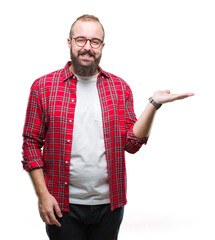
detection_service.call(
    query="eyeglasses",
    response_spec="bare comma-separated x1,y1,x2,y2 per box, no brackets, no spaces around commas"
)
72,36,103,49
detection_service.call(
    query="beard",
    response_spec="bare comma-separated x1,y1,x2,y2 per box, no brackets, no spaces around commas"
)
70,48,102,77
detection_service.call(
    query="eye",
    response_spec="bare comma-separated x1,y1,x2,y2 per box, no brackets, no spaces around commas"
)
76,37,86,44
91,39,101,48
91,39,100,45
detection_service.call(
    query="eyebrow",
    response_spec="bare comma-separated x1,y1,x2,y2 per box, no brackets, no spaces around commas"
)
75,36,103,41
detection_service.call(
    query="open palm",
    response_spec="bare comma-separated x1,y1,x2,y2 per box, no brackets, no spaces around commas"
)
153,90,194,104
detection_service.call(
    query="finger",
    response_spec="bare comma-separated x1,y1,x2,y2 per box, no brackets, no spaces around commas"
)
172,93,193,101
49,211,61,227
39,210,50,224
40,207,61,227
39,212,46,223
42,213,54,225
54,202,63,218
178,93,194,98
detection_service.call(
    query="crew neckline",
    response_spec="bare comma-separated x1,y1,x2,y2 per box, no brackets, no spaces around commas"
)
75,73,99,82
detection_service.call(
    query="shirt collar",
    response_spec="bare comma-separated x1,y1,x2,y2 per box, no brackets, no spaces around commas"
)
62,61,109,82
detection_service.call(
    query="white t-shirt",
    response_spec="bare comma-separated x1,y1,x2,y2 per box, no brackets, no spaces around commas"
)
69,74,110,205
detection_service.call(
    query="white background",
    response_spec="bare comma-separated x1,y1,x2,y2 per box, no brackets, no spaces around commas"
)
0,0,214,239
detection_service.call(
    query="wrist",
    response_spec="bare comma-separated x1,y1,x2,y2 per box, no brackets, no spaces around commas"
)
148,97,162,110
37,190,51,201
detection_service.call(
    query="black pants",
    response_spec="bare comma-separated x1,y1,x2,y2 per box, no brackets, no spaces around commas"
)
46,204,124,240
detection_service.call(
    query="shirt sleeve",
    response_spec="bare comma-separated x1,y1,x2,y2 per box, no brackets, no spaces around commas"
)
22,81,46,171
124,85,148,154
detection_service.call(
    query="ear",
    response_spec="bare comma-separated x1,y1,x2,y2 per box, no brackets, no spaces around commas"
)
101,42,105,50
67,38,72,48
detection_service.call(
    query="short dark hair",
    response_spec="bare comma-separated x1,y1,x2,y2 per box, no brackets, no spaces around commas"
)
69,14,105,41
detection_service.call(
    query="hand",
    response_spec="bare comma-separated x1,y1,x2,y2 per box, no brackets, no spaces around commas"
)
153,90,194,104
38,192,62,227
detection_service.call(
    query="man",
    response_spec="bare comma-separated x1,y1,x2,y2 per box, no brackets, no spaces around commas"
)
22,14,194,240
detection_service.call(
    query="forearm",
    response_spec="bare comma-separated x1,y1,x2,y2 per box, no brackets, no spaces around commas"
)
132,90,194,139
29,168,49,198
28,168,62,226
133,103,157,139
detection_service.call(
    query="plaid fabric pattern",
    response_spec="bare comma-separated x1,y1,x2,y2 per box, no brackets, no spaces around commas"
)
22,62,148,211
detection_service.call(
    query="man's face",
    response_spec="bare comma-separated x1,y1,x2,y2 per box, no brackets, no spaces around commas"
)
68,20,105,76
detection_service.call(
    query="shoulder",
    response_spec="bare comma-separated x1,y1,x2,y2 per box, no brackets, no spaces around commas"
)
101,69,133,94
103,70,127,85
30,67,65,91
101,68,131,87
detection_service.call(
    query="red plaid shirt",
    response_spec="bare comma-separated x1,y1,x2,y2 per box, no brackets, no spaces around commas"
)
22,62,148,211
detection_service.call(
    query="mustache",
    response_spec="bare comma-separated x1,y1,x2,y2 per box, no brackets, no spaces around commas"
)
78,50,95,58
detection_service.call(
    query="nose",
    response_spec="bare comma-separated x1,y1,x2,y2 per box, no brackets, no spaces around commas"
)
83,39,92,50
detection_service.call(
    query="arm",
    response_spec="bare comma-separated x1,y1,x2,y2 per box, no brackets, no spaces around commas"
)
124,86,148,153
22,83,46,171
29,169,62,227
133,90,194,138
22,82,62,226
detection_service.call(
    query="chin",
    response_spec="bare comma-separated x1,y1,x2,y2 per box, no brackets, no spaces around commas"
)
79,60,94,66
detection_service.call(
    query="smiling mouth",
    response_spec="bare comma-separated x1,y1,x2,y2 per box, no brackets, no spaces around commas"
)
79,54,95,63
80,53,93,57
78,50,95,58
79,54,94,61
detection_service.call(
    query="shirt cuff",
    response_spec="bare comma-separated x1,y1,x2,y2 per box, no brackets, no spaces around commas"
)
22,158,44,172
127,128,149,145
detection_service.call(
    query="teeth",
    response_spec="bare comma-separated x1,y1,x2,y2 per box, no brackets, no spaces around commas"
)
80,52,93,57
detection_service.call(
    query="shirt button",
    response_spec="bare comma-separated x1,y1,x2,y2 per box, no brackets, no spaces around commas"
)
69,120,72,123
67,140,70,143
65,182,68,185
65,161,68,164
72,99,75,103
